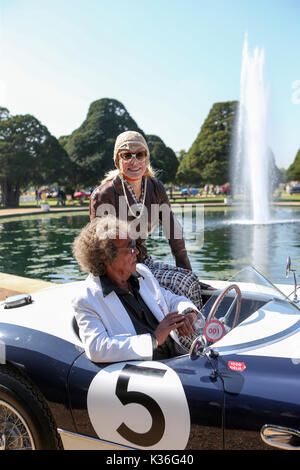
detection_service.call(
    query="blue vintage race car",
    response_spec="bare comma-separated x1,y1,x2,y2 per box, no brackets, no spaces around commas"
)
0,261,300,451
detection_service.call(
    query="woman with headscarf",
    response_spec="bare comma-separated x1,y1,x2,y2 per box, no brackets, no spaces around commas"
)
89,130,209,310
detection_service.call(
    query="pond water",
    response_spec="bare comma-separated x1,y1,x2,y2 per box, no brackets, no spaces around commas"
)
0,206,299,285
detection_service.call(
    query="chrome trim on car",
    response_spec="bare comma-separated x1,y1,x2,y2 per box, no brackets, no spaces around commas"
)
261,424,300,450
57,428,133,450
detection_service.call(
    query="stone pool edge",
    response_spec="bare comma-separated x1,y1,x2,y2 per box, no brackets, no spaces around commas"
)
0,272,57,301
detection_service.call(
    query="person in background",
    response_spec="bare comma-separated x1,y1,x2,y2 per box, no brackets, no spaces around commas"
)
36,188,41,208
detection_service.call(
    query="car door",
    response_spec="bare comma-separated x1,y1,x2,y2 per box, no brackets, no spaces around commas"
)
214,353,300,450
68,353,225,450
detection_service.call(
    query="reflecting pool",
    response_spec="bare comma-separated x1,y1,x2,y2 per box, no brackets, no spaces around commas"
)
0,207,299,285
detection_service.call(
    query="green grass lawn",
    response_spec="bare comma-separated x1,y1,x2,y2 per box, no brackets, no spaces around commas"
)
169,191,300,204
169,195,225,203
275,194,300,202
1,192,300,211
7,198,90,209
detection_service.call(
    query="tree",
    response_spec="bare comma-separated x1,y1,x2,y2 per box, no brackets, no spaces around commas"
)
60,98,145,187
146,135,179,183
0,107,10,122
176,163,202,186
60,98,180,186
0,110,70,207
287,149,300,181
176,149,187,164
176,101,238,185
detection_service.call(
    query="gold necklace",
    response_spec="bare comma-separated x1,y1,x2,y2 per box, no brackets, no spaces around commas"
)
121,175,147,219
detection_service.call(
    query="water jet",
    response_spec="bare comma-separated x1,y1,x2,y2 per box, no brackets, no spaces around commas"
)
232,35,270,224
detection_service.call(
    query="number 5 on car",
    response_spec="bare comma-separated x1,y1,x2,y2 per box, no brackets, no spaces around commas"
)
87,361,191,450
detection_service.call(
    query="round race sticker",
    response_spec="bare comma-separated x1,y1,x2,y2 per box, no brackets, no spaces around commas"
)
203,319,225,343
87,361,191,450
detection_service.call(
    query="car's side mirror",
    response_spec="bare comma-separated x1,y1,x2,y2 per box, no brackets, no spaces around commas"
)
189,335,207,360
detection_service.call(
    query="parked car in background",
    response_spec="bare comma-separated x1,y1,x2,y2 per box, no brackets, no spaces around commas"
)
180,188,189,196
189,188,198,195
73,190,91,200
289,184,300,195
180,188,198,196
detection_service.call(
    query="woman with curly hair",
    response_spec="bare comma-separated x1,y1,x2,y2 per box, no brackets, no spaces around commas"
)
72,216,203,363
72,216,122,277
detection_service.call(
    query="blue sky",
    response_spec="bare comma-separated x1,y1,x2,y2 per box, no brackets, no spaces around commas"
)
0,0,299,169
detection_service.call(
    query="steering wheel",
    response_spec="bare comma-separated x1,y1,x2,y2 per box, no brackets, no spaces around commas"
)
206,284,242,330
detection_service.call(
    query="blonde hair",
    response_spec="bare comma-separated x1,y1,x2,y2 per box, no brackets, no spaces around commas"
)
100,164,156,185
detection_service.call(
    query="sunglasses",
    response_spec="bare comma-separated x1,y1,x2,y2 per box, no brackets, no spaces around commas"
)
119,151,147,162
118,240,137,255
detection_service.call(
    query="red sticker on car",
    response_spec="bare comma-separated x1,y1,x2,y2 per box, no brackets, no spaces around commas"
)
228,361,246,372
203,320,225,343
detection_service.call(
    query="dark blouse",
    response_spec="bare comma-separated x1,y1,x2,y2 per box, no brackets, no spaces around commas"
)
99,273,178,360
90,175,192,270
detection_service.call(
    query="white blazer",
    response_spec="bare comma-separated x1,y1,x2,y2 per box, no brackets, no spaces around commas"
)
72,263,199,363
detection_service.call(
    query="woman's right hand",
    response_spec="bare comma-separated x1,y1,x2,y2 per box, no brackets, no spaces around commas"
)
154,312,185,346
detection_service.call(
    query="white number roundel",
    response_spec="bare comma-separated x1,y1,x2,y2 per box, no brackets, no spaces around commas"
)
87,361,191,450
204,319,225,342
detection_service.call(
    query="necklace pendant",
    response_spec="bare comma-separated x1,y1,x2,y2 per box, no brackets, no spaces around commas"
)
121,175,147,219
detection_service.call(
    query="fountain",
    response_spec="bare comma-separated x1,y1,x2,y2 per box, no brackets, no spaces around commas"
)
228,36,300,277
233,35,270,224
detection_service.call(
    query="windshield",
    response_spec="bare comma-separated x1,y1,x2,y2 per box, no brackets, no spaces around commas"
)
228,265,300,311
200,265,300,335
186,265,300,357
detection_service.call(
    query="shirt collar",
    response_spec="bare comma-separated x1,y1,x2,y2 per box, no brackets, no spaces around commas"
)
100,272,142,297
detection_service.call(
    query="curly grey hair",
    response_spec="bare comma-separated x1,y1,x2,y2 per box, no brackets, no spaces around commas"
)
72,216,128,276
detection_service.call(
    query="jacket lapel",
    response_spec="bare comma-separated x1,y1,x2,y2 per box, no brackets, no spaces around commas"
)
90,268,179,344
138,276,166,323
136,266,181,346
102,291,136,334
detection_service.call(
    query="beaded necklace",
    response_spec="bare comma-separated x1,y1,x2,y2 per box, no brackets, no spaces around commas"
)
121,175,147,219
